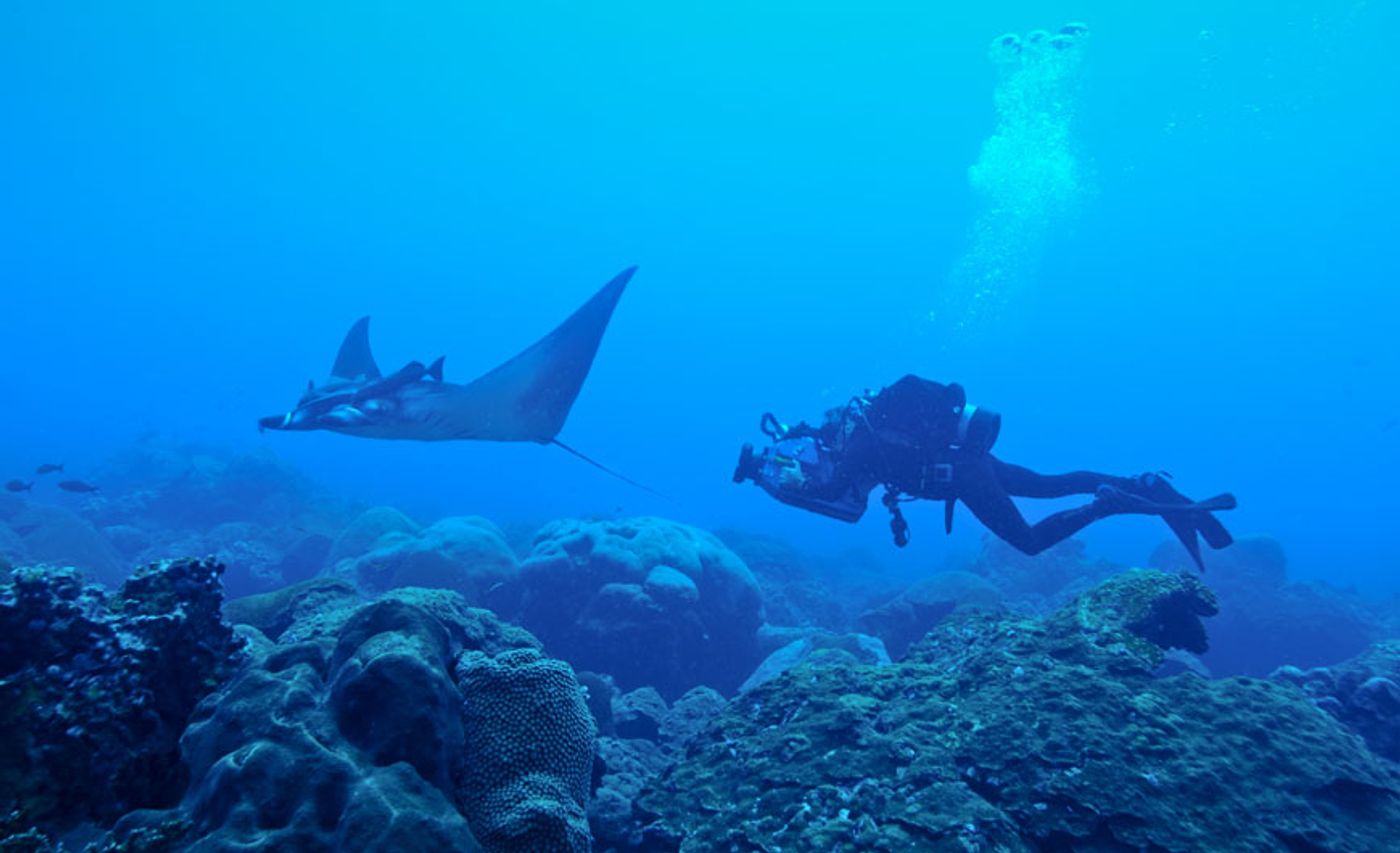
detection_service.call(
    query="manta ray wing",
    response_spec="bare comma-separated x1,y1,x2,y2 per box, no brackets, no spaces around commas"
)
330,316,382,382
419,267,635,442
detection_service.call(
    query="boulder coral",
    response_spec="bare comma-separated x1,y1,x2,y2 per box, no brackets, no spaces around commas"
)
644,569,1400,851
324,505,422,569
5,504,125,587
332,516,518,604
514,517,764,698
106,585,592,853
1274,640,1400,765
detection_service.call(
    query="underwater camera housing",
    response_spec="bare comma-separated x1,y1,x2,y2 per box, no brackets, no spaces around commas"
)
954,405,1002,456
733,436,868,523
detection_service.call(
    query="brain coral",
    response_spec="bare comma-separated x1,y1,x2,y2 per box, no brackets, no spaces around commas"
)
456,647,597,853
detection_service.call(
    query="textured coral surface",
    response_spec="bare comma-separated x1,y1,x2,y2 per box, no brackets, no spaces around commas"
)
645,570,1400,852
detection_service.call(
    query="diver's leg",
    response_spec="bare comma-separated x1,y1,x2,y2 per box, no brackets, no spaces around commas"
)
958,458,1111,555
988,456,1132,499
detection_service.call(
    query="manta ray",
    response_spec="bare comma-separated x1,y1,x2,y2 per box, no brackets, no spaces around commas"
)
260,266,652,488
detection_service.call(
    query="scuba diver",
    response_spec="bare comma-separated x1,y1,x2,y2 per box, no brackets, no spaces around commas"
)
733,375,1235,569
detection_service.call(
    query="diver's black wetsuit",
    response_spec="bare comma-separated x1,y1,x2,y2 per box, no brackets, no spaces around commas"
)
832,375,1137,554
737,374,1235,565
953,457,1131,555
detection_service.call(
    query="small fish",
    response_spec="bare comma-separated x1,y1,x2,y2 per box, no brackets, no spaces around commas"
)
35,463,64,475
57,479,100,494
5,480,33,493
1382,417,1399,433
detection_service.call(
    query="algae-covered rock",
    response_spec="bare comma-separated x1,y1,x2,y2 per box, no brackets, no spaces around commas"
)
644,569,1400,851
0,558,243,833
1044,567,1219,673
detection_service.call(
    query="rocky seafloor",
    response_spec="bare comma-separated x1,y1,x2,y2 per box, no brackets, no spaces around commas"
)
2,438,1399,851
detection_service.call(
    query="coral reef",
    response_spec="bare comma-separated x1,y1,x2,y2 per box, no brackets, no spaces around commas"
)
3,505,125,587
64,439,360,594
90,442,331,533
857,570,1001,659
456,648,597,852
965,535,1115,611
587,683,727,852
1153,535,1381,675
324,505,422,569
740,631,891,693
0,524,28,575
331,516,518,604
220,576,359,641
644,569,1400,850
114,615,482,851
1274,640,1400,765
714,528,889,632
512,517,764,699
0,558,243,833
5,432,1397,853
112,584,592,852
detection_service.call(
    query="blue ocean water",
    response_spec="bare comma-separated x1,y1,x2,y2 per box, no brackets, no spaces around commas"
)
2,0,1397,593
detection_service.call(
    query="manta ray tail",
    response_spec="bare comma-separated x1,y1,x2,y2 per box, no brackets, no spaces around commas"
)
551,440,667,499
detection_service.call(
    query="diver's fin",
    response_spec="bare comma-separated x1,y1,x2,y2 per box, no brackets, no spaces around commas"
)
1196,513,1234,550
427,356,445,382
551,439,666,498
331,316,382,382
1097,487,1236,516
1163,514,1206,571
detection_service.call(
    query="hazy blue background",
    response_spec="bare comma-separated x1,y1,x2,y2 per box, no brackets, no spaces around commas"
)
3,2,1396,590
